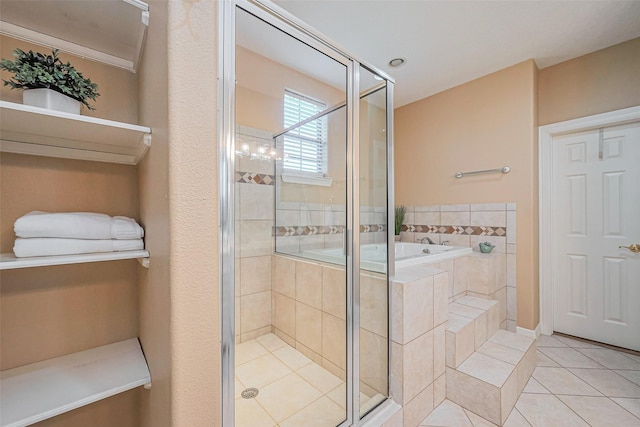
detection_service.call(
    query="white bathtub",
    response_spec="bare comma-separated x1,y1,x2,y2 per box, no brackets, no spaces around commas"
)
302,242,471,273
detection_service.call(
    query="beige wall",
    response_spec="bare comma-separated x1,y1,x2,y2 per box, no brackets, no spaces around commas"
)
1,257,139,369
539,37,640,125
394,60,539,330
237,46,345,127
166,1,219,425
137,1,172,426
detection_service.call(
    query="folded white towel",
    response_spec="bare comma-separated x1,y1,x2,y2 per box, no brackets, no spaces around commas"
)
14,211,144,240
13,238,144,258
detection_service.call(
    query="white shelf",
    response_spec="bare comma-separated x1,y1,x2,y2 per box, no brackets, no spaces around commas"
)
0,250,150,270
0,0,149,72
0,101,151,165
0,338,151,427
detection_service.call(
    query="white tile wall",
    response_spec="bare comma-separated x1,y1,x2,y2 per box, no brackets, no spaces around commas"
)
507,210,517,244
238,183,275,220
470,210,506,227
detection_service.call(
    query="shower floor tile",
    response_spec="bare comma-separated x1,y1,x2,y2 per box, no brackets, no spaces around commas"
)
235,333,349,427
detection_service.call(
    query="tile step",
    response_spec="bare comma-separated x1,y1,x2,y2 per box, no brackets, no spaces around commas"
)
446,330,536,426
446,296,500,368
446,313,476,368
453,297,500,339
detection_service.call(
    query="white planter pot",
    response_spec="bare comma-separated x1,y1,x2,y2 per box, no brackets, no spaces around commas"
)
23,88,81,114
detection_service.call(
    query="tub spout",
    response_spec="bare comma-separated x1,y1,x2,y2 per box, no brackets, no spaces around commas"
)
419,236,435,244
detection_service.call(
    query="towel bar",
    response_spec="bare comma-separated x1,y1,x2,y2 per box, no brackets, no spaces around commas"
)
455,166,511,179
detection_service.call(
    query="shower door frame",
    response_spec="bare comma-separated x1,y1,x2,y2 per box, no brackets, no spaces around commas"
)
218,1,397,425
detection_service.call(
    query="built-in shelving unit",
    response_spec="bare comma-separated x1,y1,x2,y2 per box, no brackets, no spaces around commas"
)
0,101,152,165
1,2,153,424
0,250,150,270
0,0,149,72
0,339,151,427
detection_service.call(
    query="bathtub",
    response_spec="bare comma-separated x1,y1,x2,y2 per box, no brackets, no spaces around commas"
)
302,242,471,273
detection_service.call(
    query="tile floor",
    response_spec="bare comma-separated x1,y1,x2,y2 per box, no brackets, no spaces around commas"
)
235,333,383,427
421,334,640,426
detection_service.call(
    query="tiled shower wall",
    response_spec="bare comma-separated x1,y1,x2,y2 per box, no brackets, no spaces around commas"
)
271,255,347,379
272,254,389,398
399,203,517,331
235,174,274,342
235,127,276,343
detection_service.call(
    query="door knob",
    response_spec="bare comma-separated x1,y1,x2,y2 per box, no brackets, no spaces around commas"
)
619,244,640,253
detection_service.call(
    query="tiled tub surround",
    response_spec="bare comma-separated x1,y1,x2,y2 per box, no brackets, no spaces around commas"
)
390,266,450,427
394,249,507,332
465,252,508,330
386,259,534,427
400,203,517,332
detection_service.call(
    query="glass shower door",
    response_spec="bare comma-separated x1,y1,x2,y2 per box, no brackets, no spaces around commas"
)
234,5,350,426
358,66,390,419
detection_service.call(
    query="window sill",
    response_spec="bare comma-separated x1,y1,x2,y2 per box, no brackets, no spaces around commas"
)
281,174,333,187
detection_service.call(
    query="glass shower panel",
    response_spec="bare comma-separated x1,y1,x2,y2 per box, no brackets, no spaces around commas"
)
274,104,347,260
235,6,348,427
358,66,389,418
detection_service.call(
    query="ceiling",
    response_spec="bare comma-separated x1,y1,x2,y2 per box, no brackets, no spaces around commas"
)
273,0,640,107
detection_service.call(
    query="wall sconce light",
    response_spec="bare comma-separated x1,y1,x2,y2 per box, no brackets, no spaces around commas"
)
236,138,279,161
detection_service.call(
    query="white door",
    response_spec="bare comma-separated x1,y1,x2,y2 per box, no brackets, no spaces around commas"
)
552,122,640,351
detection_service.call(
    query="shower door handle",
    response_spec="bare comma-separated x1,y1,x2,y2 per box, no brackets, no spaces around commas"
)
343,229,349,256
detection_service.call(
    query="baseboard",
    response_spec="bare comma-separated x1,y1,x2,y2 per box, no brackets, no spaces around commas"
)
517,324,541,339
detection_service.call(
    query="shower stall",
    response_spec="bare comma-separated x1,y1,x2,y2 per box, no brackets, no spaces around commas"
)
220,1,395,425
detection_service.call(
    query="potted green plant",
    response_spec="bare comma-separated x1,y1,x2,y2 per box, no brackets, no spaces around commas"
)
0,48,99,114
394,205,406,241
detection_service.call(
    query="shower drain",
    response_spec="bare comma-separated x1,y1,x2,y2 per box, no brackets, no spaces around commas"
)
241,387,259,399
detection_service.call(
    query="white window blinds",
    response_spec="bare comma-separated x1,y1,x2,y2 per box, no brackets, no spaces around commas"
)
283,90,327,176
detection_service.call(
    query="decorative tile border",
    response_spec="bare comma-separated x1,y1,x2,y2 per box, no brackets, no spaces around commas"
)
236,171,274,185
274,224,385,236
360,224,386,233
402,224,506,237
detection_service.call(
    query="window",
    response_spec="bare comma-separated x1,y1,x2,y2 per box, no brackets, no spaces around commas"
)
283,90,327,176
